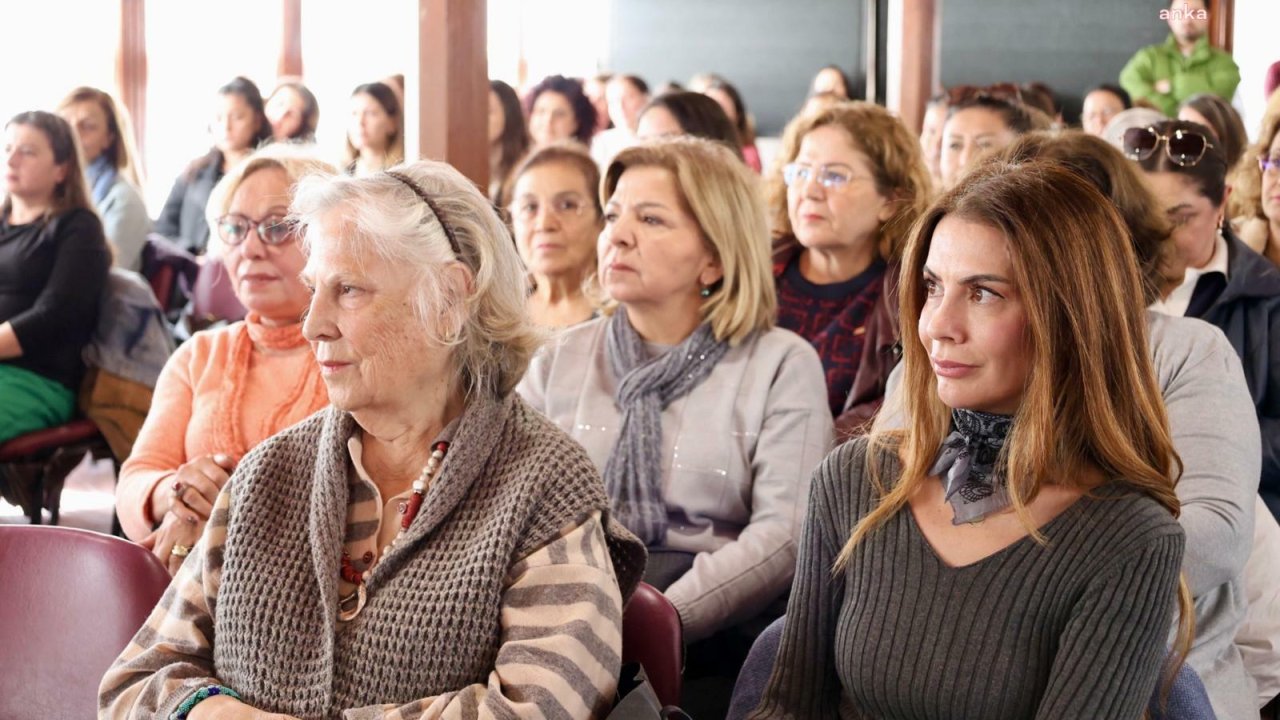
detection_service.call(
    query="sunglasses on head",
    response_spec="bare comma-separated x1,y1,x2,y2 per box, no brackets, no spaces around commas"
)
1122,126,1215,167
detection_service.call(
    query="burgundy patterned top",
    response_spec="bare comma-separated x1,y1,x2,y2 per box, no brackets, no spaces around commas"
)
774,253,887,417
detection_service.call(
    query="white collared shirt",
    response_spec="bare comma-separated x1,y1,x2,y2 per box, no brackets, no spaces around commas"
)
1151,231,1229,317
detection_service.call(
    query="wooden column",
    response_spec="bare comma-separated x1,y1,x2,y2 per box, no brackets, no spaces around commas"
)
1208,0,1234,52
278,0,304,78
417,0,488,189
115,0,147,170
896,0,937,134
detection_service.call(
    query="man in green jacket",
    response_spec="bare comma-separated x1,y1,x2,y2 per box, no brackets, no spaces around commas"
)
1119,0,1240,116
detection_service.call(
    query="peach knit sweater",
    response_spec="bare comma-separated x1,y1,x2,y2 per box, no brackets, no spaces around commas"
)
116,314,328,540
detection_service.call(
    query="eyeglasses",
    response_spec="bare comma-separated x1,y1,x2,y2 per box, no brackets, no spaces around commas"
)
1259,156,1280,174
783,163,866,191
215,213,294,246
510,194,589,222
1123,126,1215,167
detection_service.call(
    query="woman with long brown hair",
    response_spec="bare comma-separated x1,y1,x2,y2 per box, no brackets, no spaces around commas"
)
57,86,149,271
750,160,1191,719
0,111,111,443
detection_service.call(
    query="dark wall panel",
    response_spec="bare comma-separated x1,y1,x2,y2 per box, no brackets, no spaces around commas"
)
939,0,1171,121
606,0,864,135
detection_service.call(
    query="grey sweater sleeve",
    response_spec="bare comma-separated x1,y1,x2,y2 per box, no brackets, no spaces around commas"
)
1150,314,1258,594
1033,533,1185,719
748,443,858,719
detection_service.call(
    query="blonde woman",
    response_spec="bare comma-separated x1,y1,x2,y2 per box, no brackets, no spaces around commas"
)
520,136,832,643
115,146,334,570
751,160,1190,718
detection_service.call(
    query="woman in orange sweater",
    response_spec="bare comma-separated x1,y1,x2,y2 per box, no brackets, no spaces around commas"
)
116,146,334,571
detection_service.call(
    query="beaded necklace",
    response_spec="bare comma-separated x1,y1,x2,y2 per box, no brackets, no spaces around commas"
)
338,440,449,622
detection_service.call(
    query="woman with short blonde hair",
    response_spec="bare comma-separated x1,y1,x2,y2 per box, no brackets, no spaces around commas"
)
115,145,337,568
520,138,832,714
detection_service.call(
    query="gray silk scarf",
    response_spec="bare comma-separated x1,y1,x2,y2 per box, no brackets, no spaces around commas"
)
928,408,1014,525
603,307,729,545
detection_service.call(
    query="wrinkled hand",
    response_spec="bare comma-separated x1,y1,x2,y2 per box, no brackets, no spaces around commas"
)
148,454,237,525
139,510,204,574
187,695,301,719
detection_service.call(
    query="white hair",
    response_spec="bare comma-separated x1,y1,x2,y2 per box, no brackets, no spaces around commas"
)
290,159,542,398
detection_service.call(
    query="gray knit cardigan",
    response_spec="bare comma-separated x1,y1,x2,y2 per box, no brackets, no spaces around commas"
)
211,391,646,719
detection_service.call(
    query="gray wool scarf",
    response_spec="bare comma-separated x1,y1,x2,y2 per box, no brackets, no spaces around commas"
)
604,307,729,545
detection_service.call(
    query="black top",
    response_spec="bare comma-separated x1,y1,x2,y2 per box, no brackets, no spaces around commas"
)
154,151,224,255
0,207,111,390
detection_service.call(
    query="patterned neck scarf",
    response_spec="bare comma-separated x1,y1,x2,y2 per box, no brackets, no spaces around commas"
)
928,408,1014,525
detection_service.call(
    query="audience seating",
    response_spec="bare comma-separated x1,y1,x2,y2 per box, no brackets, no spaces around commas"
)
0,418,112,526
622,581,684,709
0,525,170,719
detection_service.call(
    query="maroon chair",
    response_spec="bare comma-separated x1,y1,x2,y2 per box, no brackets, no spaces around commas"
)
0,525,171,719
622,581,684,708
0,419,112,525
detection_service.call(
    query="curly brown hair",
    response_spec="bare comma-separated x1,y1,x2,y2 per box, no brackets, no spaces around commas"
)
767,101,933,262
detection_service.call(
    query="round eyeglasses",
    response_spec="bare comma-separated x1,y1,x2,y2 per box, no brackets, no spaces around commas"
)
215,213,294,246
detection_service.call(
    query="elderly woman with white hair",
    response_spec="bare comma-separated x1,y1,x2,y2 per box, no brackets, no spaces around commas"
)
100,161,646,720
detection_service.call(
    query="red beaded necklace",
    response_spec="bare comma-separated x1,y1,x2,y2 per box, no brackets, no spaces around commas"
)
338,440,449,621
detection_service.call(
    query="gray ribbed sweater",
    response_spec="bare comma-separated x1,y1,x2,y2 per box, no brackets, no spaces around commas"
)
749,438,1185,720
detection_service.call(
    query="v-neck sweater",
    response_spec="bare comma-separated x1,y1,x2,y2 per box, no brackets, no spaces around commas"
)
750,437,1185,720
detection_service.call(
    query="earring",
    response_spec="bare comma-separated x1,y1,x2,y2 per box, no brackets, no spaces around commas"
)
700,286,712,298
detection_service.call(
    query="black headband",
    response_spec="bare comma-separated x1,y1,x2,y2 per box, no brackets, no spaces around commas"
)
385,170,462,257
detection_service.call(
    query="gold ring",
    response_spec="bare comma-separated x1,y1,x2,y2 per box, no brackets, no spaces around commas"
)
170,544,192,558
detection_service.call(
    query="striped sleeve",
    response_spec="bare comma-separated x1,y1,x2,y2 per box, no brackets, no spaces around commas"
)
342,510,624,720
98,485,232,720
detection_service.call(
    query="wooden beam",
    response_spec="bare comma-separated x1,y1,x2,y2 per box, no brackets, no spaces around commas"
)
115,0,147,172
896,0,937,134
278,0,303,79
417,0,488,189
1208,0,1233,53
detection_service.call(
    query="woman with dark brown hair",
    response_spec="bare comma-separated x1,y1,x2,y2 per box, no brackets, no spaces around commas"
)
636,91,742,159
343,81,404,176
1179,92,1248,172
701,75,761,172
766,102,932,437
751,159,1191,719
488,79,530,206
0,111,111,442
155,76,272,255
1134,119,1280,524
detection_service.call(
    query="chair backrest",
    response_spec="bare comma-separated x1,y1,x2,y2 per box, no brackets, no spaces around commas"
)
0,526,171,719
621,581,683,708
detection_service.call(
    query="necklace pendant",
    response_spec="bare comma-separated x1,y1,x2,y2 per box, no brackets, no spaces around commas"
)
337,583,367,622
